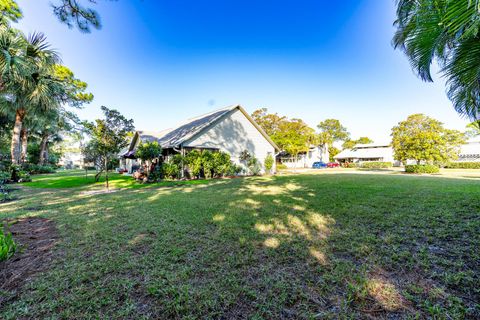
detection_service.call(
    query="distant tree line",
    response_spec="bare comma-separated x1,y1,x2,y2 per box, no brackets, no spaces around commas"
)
251,108,476,166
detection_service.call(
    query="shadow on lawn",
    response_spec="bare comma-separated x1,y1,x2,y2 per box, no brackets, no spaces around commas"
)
0,174,478,319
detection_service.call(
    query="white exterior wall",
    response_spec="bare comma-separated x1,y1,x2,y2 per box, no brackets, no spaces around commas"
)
280,145,329,168
185,109,276,173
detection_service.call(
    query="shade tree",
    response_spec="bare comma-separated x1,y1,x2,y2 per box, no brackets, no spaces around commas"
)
391,114,465,164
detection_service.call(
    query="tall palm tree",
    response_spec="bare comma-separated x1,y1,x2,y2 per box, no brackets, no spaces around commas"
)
0,29,61,164
393,0,480,120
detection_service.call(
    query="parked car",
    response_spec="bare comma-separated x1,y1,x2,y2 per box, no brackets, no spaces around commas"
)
327,162,340,168
312,162,327,169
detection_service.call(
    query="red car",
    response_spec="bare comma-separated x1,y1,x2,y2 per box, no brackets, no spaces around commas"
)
327,162,340,168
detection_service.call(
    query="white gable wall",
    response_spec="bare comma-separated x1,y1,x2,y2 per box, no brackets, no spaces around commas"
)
184,109,276,173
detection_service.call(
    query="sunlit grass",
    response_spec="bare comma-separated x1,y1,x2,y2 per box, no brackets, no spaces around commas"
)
24,169,213,189
1,172,478,318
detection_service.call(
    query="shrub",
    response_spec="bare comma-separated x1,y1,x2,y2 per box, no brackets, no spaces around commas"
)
162,162,180,180
185,150,235,179
18,170,31,182
148,165,163,182
276,163,288,170
342,162,358,168
22,163,56,174
247,157,262,176
0,171,12,202
405,164,440,174
264,154,274,174
360,162,392,169
0,227,16,261
444,162,480,169
185,150,203,178
211,152,232,178
226,164,243,176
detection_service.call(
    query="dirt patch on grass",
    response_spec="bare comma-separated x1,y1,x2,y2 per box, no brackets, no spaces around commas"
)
0,217,59,307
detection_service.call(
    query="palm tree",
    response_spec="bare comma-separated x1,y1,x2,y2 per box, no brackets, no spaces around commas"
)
0,29,61,164
393,0,480,120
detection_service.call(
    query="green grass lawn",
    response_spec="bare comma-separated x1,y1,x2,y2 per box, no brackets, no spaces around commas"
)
1,172,479,319
24,169,212,189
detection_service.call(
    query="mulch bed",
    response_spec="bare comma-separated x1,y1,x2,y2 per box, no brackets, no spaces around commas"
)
0,217,59,307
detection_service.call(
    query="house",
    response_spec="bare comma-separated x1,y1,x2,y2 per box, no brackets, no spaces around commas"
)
334,142,398,165
119,105,279,174
277,145,329,168
458,138,480,162
334,139,480,165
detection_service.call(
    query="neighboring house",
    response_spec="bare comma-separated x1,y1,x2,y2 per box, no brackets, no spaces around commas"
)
59,151,84,169
334,142,398,165
334,139,480,165
277,145,329,168
458,138,480,162
120,105,279,174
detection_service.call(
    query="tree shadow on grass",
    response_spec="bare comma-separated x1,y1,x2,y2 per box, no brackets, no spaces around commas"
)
0,173,478,319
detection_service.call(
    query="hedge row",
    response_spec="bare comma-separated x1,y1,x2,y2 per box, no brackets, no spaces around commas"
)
405,164,439,174
444,162,480,169
360,162,392,169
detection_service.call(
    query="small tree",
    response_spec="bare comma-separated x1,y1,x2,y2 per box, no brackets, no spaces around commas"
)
83,106,134,189
391,114,465,165
264,154,274,174
135,141,162,177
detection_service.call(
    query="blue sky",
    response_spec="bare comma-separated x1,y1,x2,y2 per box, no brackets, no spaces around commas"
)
16,0,469,142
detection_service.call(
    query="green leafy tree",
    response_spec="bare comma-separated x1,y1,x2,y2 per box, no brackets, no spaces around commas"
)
1,0,101,32
317,119,350,146
465,121,480,138
393,0,480,120
273,119,316,169
328,146,340,162
342,136,373,150
251,108,287,138
0,0,22,24
391,114,465,164
135,141,162,177
0,31,61,164
83,106,134,188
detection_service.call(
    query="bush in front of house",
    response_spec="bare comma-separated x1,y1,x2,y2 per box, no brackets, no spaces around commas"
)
264,154,274,174
276,163,287,170
0,227,16,261
247,157,262,176
444,162,480,169
360,162,392,169
342,162,358,168
405,164,440,174
162,161,181,180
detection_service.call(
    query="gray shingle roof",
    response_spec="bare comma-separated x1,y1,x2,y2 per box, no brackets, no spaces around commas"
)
138,106,235,148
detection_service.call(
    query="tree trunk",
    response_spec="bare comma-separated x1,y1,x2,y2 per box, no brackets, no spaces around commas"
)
11,108,25,165
105,156,109,190
20,127,28,163
39,132,49,165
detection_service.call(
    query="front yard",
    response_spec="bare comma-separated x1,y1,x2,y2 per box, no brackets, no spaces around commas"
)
0,171,479,319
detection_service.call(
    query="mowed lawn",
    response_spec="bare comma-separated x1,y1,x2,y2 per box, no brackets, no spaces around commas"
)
1,172,479,319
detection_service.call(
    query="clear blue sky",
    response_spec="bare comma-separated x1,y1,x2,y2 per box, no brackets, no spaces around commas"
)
16,0,469,142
